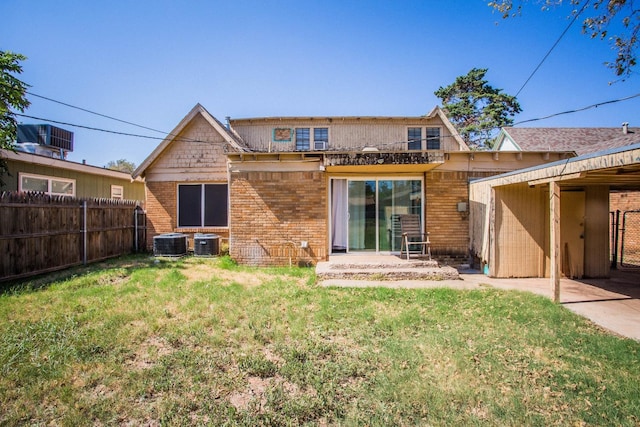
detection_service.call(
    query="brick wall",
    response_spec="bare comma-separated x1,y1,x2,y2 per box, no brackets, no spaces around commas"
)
144,181,229,251
146,181,176,249
426,171,499,257
610,191,640,212
229,171,327,266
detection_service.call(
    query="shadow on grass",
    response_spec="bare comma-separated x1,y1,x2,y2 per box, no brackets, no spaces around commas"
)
0,253,188,296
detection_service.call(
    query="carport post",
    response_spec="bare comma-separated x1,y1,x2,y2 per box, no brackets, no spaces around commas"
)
550,181,561,302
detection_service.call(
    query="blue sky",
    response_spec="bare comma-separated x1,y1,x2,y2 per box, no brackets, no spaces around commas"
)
2,0,639,167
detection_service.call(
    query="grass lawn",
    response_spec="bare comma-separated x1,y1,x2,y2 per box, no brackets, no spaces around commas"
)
1,255,639,426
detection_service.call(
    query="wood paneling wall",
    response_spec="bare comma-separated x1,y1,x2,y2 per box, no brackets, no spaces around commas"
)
494,184,547,278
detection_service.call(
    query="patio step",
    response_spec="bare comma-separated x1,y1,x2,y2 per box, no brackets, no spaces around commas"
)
316,255,460,281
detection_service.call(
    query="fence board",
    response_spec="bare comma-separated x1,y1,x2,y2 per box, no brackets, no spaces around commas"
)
0,192,146,281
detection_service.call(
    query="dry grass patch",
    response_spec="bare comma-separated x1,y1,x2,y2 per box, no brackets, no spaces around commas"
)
0,255,639,426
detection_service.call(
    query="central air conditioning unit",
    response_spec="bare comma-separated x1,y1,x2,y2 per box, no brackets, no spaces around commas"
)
153,233,188,256
314,141,327,151
194,233,220,256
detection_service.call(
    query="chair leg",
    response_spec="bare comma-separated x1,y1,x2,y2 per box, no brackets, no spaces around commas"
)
402,236,409,260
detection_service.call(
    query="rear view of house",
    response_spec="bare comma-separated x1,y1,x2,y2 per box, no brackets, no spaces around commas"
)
135,105,570,266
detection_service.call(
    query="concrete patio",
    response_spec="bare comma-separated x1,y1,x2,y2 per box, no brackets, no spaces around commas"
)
317,255,640,341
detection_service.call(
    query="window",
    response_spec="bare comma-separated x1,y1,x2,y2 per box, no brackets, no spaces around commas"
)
426,127,441,149
407,127,441,150
111,185,124,199
408,128,422,150
314,128,329,150
19,173,75,197
295,128,310,151
178,183,228,227
296,127,329,151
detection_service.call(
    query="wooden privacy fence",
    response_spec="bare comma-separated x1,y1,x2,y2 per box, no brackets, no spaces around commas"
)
0,192,146,282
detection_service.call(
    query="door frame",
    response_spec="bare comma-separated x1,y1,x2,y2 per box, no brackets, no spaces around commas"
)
329,175,425,254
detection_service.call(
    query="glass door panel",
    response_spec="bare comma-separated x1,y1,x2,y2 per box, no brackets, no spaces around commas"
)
348,180,376,251
343,178,422,253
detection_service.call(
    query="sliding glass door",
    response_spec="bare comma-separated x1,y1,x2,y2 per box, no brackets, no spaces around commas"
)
332,178,422,254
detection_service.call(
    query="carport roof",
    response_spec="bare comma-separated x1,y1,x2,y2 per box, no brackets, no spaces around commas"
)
471,140,640,191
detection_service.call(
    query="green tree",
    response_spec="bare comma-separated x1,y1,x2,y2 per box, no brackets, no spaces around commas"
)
434,68,522,149
0,51,30,186
488,0,639,79
105,158,136,174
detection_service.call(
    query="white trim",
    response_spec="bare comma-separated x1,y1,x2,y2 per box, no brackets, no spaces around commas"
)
19,172,76,197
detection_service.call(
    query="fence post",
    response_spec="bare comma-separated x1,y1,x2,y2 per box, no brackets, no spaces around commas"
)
134,206,139,252
611,210,620,269
83,200,87,265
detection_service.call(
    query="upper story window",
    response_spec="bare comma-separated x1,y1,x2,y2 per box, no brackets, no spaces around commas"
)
407,127,441,150
19,173,75,197
296,127,329,151
408,128,422,150
295,128,310,151
314,128,328,150
426,128,441,149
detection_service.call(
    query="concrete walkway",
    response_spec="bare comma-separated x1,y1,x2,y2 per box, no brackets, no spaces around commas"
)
319,264,640,341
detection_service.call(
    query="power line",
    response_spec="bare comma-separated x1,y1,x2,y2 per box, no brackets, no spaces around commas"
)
513,93,640,125
515,0,591,97
11,93,640,148
26,91,169,135
14,112,210,143
0,80,208,144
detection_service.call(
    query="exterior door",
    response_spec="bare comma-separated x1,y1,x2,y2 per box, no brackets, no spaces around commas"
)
334,178,422,254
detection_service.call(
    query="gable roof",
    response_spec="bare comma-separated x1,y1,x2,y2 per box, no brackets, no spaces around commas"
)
2,149,143,181
133,104,249,178
495,126,639,156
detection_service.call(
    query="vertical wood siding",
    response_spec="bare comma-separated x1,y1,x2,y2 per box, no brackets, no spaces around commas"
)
494,184,547,278
232,118,462,152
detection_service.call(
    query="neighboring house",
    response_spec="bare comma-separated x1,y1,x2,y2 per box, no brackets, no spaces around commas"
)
1,124,145,202
494,125,638,155
493,125,640,216
135,104,571,265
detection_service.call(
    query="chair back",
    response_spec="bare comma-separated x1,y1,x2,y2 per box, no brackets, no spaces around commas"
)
399,214,422,235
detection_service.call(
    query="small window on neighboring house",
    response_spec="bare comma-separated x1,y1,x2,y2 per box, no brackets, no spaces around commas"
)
111,185,124,199
314,128,329,150
295,128,310,151
19,173,75,197
178,183,228,228
408,128,422,150
426,127,441,150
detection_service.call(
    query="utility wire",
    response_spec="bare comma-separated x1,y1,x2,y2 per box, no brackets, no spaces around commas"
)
26,91,169,135
0,80,207,144
513,92,640,125
515,0,591,97
10,94,640,149
14,113,203,143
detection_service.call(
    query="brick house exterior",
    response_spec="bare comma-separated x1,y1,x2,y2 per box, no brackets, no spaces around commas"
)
135,104,572,265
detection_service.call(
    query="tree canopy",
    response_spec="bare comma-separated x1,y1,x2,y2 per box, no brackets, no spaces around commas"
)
105,158,137,174
488,0,639,79
0,50,30,186
434,68,522,149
